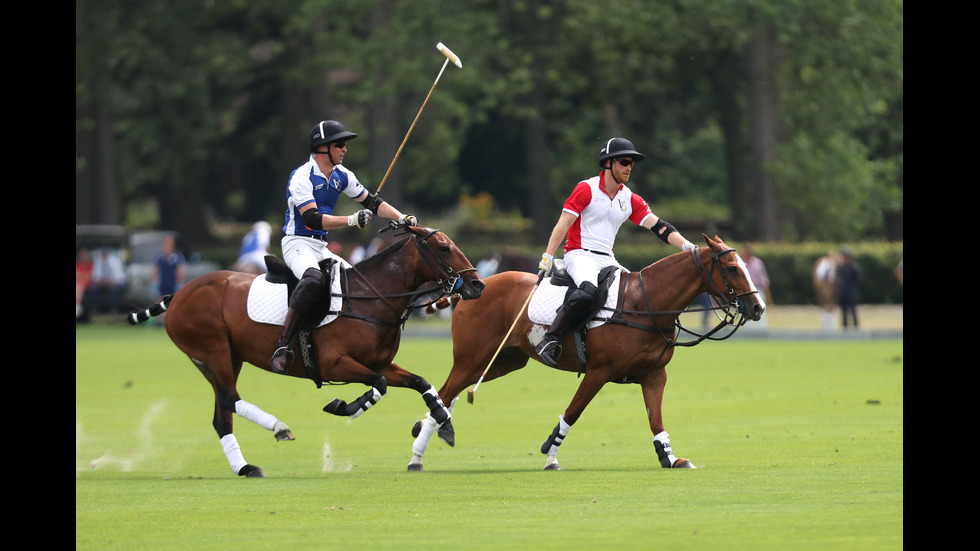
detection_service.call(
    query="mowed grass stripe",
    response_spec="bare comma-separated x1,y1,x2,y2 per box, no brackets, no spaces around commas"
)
77,324,902,550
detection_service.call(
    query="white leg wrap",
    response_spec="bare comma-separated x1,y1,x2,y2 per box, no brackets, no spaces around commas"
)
654,431,679,467
220,434,248,474
235,400,278,431
412,413,439,457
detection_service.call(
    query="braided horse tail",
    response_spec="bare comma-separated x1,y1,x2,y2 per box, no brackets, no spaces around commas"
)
127,295,174,325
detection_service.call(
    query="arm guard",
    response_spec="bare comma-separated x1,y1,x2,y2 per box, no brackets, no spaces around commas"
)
358,193,385,214
651,219,677,244
302,209,324,230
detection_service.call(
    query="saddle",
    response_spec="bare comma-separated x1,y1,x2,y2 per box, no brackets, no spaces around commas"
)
263,255,338,332
262,255,339,387
546,264,620,368
550,264,619,322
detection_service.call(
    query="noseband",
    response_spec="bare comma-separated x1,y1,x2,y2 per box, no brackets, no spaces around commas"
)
412,228,478,295
691,246,759,326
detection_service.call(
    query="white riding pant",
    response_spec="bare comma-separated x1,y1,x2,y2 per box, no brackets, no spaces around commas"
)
563,249,626,288
281,235,351,280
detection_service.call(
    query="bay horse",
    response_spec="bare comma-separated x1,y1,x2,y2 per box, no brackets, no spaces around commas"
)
408,234,765,471
128,223,484,477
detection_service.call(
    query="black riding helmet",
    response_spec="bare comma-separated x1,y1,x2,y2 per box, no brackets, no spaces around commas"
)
598,137,645,167
309,120,359,152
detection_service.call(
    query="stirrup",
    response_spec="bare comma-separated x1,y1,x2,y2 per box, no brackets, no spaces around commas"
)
536,339,562,367
271,346,294,373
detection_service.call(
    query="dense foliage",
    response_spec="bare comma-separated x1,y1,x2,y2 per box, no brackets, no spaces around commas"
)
77,0,902,246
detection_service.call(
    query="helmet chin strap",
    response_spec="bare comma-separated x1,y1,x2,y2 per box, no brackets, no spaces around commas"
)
606,162,625,185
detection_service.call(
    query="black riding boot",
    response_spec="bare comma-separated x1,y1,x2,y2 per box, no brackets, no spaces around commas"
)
271,268,325,373
535,282,600,368
535,304,579,368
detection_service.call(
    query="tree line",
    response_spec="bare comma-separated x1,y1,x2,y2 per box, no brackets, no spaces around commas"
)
76,0,903,247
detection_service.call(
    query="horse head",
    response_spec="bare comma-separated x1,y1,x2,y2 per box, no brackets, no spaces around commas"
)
702,234,767,322
404,224,485,301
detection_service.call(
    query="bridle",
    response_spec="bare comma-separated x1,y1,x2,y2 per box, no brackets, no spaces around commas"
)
599,245,760,349
691,246,760,328
411,227,479,296
341,223,477,326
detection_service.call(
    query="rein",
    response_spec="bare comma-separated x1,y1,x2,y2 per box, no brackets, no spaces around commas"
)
597,246,752,347
329,225,475,327
587,246,755,384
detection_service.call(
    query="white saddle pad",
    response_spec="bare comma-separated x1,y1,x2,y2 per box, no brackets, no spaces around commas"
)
246,266,344,327
527,270,624,329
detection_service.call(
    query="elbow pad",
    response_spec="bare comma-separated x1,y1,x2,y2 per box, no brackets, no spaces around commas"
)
302,209,324,230
358,193,385,214
651,219,677,244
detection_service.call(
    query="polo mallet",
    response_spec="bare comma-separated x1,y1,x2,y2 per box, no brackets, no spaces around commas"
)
467,272,545,404
374,42,462,197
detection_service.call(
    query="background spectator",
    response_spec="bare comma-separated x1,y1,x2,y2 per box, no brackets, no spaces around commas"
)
231,221,272,274
89,248,127,315
154,235,186,298
76,249,94,322
836,246,861,330
742,245,771,329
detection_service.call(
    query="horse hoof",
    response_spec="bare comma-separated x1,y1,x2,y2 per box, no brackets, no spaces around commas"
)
544,463,562,471
323,399,347,416
437,420,455,447
411,420,423,438
238,464,266,478
673,459,697,469
407,463,423,472
275,429,294,441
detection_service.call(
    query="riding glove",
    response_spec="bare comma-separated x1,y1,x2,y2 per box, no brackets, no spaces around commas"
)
400,214,419,227
682,241,695,251
348,209,372,228
538,253,554,277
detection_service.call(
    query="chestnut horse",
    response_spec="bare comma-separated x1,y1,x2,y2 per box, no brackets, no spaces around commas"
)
128,224,484,477
408,234,765,471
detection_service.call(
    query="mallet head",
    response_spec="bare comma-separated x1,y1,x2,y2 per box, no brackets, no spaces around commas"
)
437,42,462,69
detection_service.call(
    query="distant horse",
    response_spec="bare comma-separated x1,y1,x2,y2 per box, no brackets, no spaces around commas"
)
813,251,840,332
408,234,765,471
128,224,484,477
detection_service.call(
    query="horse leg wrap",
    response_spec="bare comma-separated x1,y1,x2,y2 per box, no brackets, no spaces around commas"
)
411,413,439,457
324,379,387,418
653,431,678,468
220,434,248,475
540,415,572,455
422,387,451,425
347,387,384,419
235,400,279,431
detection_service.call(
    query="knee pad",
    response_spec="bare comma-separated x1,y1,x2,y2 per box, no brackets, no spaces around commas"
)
567,282,600,313
291,268,326,307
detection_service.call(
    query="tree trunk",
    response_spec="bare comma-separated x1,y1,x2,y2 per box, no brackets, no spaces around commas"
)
745,21,780,241
711,48,751,240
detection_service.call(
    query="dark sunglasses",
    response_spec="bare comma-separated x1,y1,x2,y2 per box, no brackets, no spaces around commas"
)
332,141,347,149
615,158,634,167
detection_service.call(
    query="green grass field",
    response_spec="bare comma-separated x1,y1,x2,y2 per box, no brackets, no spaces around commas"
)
76,324,902,550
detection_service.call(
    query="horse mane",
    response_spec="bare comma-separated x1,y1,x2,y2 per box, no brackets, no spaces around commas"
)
352,235,411,270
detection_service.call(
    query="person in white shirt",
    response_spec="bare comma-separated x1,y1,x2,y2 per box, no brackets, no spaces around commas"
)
534,137,694,367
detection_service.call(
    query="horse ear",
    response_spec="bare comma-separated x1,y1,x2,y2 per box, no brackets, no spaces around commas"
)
702,233,712,245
